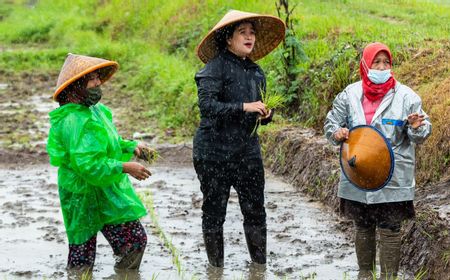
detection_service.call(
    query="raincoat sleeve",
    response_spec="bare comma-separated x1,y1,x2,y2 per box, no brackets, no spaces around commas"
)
324,90,349,146
67,120,124,188
118,136,138,160
405,94,432,144
195,60,243,120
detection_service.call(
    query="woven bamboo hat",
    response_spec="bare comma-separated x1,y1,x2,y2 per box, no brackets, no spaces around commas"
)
340,125,395,191
196,10,286,64
53,53,119,101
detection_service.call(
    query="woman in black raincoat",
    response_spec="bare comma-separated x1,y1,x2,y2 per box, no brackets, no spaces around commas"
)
193,10,285,267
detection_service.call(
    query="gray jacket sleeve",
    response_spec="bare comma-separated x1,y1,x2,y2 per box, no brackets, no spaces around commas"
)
324,91,349,146
406,94,432,144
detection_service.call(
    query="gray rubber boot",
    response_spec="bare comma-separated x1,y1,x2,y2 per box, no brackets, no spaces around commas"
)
355,225,376,280
379,228,401,279
203,230,224,268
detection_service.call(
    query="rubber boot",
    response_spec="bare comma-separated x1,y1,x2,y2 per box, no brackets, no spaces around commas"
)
203,230,224,268
244,225,267,264
355,225,376,280
379,228,401,280
114,248,145,270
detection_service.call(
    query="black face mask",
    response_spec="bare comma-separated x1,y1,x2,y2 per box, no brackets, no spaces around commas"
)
82,87,102,107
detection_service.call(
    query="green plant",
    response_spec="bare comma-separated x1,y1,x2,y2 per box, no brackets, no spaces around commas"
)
251,87,287,135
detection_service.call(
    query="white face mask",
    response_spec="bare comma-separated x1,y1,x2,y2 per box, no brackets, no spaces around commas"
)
362,59,392,84
367,69,392,84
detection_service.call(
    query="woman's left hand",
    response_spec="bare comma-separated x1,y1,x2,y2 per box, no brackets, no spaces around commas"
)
407,113,426,129
260,109,272,120
134,143,147,159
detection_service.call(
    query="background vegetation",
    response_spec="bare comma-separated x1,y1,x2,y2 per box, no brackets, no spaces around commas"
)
0,0,449,183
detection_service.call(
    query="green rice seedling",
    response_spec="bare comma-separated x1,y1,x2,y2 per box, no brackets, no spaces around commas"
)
414,268,428,280
139,190,187,278
251,87,287,135
139,146,162,165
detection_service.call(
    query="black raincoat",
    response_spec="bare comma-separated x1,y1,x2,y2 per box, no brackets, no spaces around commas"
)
193,49,272,162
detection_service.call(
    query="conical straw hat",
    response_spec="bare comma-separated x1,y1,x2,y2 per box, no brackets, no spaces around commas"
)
340,125,395,191
196,10,286,64
53,53,119,101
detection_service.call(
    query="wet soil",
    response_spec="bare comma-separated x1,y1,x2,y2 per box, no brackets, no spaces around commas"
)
0,164,359,279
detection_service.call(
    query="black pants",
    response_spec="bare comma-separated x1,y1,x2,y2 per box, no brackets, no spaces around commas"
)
193,158,266,232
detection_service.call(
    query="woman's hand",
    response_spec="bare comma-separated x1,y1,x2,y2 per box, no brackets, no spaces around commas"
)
333,128,349,142
134,143,146,159
407,113,426,129
243,101,267,116
123,162,151,181
260,109,272,120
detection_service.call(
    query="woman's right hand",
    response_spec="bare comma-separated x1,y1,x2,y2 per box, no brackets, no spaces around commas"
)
243,101,267,116
333,128,349,142
123,162,152,181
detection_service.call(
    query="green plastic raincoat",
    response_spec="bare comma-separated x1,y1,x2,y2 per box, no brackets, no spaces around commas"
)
47,103,147,245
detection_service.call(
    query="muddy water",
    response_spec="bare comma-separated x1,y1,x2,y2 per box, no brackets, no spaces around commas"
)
0,164,358,280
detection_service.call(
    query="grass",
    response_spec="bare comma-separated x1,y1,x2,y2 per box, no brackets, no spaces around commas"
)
2,1,449,140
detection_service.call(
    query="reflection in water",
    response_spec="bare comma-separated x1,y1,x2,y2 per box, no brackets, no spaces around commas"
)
206,265,224,280
66,268,92,280
248,262,267,280
66,267,144,280
104,269,143,280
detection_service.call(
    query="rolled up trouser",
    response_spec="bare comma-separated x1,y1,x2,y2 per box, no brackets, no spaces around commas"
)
102,220,148,270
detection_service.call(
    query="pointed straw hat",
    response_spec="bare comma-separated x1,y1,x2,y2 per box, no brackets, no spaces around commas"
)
340,125,395,191
196,10,286,64
53,53,119,101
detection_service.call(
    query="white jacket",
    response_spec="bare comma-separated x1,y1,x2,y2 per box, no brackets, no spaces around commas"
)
324,81,432,204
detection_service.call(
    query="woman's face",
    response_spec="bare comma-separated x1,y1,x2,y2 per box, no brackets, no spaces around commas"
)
371,51,391,70
86,72,101,89
227,22,256,58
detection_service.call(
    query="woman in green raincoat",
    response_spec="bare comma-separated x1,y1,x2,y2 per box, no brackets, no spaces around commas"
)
47,54,151,271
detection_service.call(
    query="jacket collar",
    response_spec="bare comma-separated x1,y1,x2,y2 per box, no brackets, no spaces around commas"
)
347,81,401,125
221,49,259,69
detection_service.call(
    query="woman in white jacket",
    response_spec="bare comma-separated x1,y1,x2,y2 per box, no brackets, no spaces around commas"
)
324,42,431,279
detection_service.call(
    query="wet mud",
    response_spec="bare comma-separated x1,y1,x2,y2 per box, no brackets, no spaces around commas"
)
0,164,359,279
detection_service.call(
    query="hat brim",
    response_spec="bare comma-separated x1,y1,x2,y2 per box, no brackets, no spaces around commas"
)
53,61,119,101
196,15,286,64
339,125,395,191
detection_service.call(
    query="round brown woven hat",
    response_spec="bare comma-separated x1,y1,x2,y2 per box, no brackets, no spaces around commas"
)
196,10,286,64
340,125,395,191
53,53,119,101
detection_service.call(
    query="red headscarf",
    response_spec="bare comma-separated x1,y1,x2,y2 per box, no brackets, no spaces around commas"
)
359,42,396,102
